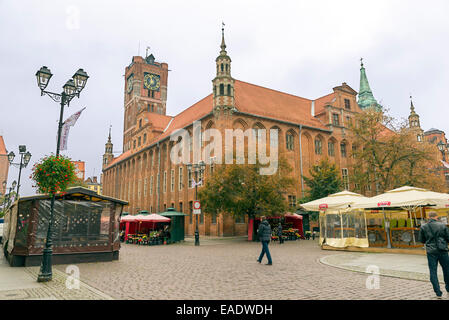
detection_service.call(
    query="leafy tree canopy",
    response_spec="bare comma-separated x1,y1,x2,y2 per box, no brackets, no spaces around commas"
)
198,158,295,219
303,157,343,201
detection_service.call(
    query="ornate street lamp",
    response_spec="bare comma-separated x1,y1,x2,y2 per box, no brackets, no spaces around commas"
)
35,65,89,282
7,151,15,164
8,146,32,199
187,160,206,246
6,180,17,208
35,66,53,91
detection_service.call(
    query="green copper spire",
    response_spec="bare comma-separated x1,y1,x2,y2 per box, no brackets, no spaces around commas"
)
358,59,382,111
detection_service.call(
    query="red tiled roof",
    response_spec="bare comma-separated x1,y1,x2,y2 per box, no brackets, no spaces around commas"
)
106,150,132,168
313,93,336,115
234,80,328,130
145,113,173,131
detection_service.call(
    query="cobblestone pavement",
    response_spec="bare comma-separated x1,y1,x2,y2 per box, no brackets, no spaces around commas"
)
0,254,113,300
54,239,447,300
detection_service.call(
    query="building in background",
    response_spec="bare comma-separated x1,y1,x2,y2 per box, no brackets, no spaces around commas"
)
85,176,102,194
71,160,85,181
407,101,449,188
0,136,9,196
102,29,449,237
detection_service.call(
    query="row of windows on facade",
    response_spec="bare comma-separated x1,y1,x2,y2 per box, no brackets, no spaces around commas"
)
113,165,350,208
314,139,350,157
332,113,353,127
117,165,213,203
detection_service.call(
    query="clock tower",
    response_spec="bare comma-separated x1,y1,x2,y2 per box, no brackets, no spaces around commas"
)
123,52,169,152
212,25,235,117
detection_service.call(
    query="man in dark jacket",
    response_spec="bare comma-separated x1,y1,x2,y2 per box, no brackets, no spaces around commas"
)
418,211,449,299
277,222,284,244
257,216,273,265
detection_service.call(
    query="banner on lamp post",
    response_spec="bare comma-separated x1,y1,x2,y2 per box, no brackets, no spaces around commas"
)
58,107,86,151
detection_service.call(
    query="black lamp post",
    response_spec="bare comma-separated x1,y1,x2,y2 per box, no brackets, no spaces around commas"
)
7,146,32,198
187,160,205,246
35,66,89,282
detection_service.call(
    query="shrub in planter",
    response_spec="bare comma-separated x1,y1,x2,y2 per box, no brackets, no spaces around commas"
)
31,155,76,195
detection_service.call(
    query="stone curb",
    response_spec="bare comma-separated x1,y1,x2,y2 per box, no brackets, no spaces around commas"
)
318,254,445,284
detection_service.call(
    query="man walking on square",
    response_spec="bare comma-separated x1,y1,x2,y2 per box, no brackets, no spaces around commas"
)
277,222,284,244
418,211,449,299
257,216,272,265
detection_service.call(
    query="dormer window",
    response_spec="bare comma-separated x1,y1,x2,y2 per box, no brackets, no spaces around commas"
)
139,119,142,128
332,114,340,126
344,99,351,110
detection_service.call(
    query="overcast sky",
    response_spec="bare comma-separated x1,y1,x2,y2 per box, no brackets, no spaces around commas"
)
1,0,448,196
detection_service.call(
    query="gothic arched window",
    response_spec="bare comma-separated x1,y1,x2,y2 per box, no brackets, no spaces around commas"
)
220,84,224,95
314,138,322,155
221,63,224,72
340,142,347,158
286,133,294,150
226,64,229,72
227,84,231,96
328,141,335,156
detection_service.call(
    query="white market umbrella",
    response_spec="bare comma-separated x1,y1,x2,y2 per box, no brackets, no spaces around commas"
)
353,186,449,209
300,190,369,212
134,214,171,222
120,215,137,222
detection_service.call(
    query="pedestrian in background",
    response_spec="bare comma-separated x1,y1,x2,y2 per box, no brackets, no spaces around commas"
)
418,211,449,299
257,216,273,265
277,222,284,244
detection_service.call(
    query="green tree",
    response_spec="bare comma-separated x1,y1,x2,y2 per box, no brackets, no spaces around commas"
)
198,158,295,221
303,158,343,201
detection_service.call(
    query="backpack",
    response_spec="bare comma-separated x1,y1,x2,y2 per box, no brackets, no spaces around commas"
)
427,222,448,252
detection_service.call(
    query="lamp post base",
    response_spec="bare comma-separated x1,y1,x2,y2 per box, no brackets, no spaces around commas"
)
37,273,53,283
194,230,200,246
37,248,53,282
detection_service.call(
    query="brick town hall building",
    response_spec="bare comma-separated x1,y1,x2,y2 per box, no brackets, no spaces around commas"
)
101,29,447,237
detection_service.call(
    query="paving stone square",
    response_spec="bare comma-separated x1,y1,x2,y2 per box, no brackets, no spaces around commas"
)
51,239,447,300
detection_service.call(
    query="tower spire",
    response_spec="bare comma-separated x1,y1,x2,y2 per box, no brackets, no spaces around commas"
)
108,125,112,142
358,59,381,111
220,21,227,54
410,95,415,113
212,22,235,117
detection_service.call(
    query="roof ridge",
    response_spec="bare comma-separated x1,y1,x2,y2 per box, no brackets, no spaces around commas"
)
167,93,213,119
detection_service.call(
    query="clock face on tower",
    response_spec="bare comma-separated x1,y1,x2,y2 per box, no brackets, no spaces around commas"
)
127,77,133,93
143,73,160,91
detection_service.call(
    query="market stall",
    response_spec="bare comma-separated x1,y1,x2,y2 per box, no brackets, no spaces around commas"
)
2,187,128,267
353,186,449,249
120,213,171,245
159,208,188,243
300,191,370,248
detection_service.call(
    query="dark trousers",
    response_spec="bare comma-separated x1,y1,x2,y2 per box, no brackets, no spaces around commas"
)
426,251,449,296
258,241,272,264
279,236,284,244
